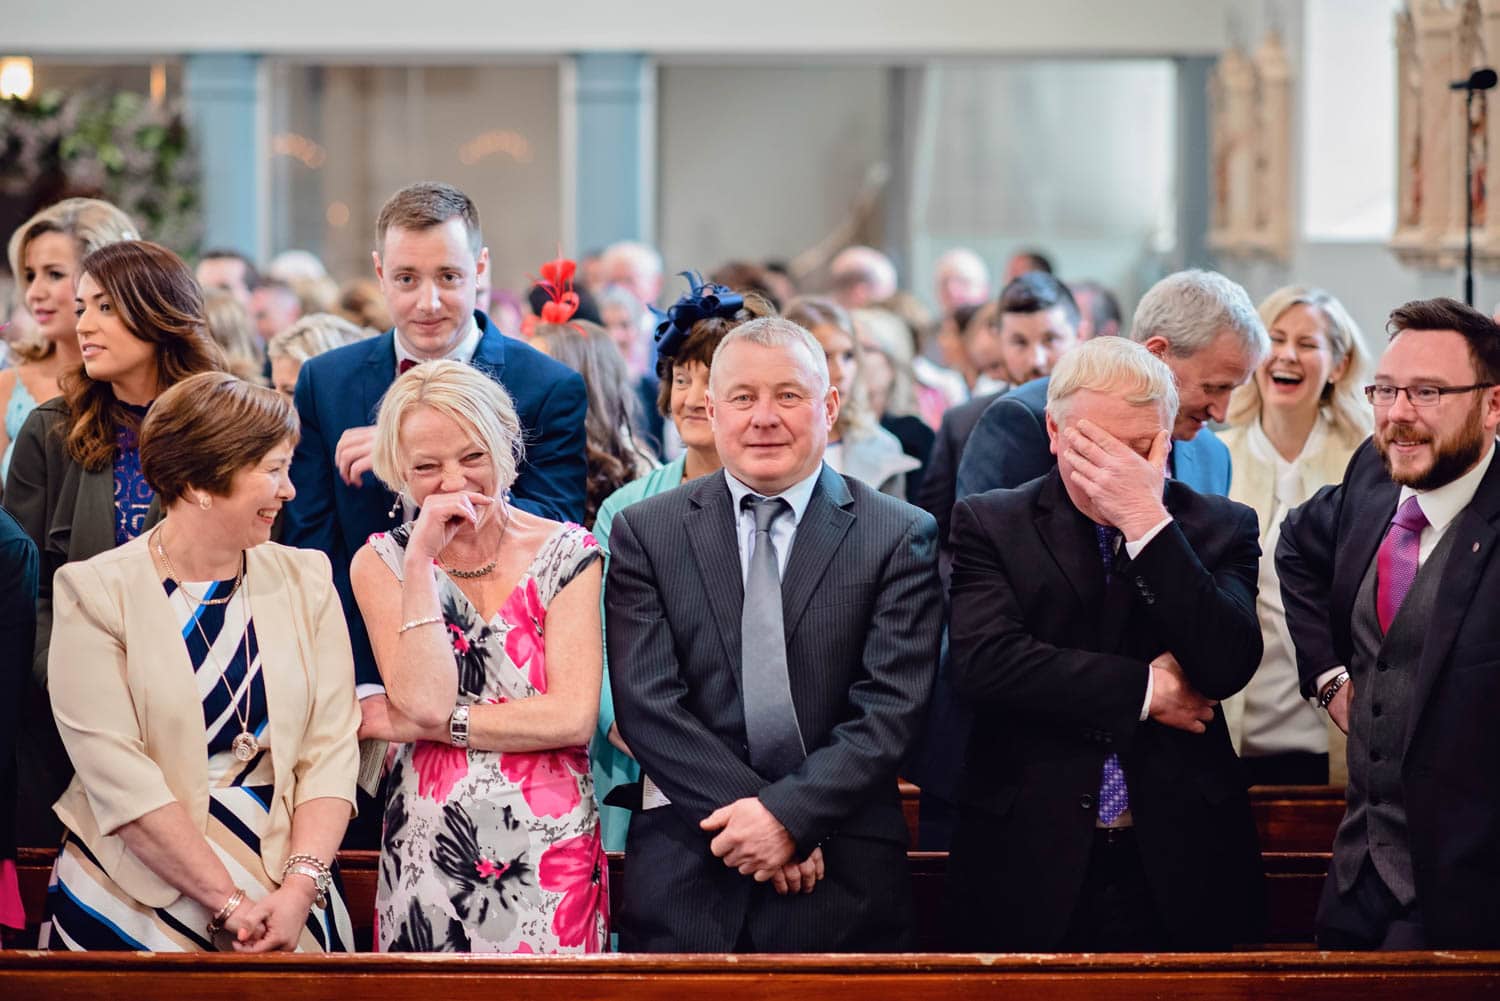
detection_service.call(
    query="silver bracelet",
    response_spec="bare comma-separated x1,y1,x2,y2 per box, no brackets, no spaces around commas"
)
1317,671,1351,710
282,854,332,909
399,614,443,634
449,703,471,748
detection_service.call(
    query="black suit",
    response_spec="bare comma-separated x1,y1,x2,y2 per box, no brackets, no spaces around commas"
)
606,465,942,952
1278,440,1500,947
0,508,37,870
946,471,1266,950
916,391,1001,548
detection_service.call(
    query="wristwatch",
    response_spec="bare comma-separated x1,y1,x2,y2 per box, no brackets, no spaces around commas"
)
1317,671,1351,711
449,703,471,748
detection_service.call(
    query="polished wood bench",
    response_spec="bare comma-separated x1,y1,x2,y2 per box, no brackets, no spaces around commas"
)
15,846,1330,951
2,950,1498,999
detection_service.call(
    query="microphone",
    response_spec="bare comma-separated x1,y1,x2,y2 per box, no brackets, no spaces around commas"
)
1451,68,1498,91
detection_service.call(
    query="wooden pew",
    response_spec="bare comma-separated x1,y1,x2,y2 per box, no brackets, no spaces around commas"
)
2,949,1499,1000
15,846,1329,951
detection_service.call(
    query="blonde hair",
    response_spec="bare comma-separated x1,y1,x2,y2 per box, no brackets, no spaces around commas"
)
1226,285,1371,441
852,307,919,417
203,290,267,385
371,359,523,498
784,295,876,438
1047,336,1180,424
6,198,138,363
267,312,375,363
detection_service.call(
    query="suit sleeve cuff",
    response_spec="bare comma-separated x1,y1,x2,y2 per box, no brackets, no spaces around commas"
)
1123,516,1174,559
356,683,387,701
1140,663,1154,722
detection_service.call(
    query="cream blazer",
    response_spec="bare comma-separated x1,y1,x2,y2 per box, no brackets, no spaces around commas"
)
48,535,360,908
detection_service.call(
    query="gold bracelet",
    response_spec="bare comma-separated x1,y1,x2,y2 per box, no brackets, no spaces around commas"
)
207,887,246,935
399,615,443,634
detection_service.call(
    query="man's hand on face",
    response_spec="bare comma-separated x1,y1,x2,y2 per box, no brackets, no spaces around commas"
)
700,797,796,876
1062,420,1171,540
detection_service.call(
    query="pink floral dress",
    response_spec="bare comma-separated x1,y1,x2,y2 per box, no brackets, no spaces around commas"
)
370,522,608,953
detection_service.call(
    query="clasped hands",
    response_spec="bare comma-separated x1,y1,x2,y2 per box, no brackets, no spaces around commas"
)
218,877,321,953
700,797,825,896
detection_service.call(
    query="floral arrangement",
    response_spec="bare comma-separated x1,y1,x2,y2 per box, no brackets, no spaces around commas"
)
0,88,199,252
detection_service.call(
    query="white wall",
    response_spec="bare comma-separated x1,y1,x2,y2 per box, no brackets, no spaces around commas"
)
12,0,1234,56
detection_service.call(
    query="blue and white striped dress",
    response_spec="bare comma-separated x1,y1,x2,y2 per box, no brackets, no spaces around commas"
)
40,574,354,952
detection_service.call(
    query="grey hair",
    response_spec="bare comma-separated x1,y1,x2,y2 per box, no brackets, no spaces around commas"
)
709,316,831,394
1130,269,1270,363
1046,335,1180,424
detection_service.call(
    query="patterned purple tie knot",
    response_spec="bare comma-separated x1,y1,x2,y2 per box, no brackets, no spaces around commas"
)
1377,496,1428,634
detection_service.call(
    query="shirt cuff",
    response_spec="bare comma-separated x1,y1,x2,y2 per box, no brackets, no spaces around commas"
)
356,683,387,702
1312,667,1346,703
1140,663,1154,722
1123,516,1174,559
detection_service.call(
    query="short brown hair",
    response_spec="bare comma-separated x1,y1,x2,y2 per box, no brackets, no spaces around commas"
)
65,241,226,471
656,292,776,414
375,182,482,256
1387,297,1500,383
140,372,298,506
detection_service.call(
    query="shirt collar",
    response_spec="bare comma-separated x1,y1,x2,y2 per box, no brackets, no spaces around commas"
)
393,314,481,370
1399,437,1498,535
724,464,824,527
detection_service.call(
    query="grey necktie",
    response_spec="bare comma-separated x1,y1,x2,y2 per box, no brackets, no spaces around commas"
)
740,494,806,779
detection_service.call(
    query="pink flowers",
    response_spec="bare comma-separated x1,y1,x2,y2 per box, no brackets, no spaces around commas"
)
499,577,547,692
498,745,587,817
411,741,469,802
474,857,510,880
448,623,471,656
538,827,608,950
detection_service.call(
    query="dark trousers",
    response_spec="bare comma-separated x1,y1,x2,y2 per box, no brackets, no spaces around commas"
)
1057,828,1170,952
1243,751,1329,787
1316,855,1427,949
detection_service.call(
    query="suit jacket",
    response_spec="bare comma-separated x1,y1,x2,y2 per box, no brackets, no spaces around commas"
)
605,464,942,951
1278,440,1500,946
1,397,163,844
283,310,588,688
954,375,1233,501
916,390,1002,547
0,508,37,862
947,471,1265,950
49,536,360,907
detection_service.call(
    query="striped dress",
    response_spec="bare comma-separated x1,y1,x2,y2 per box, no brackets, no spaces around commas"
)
39,574,354,952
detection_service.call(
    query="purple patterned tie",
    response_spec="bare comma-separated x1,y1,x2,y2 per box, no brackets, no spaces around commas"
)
1376,496,1428,634
1094,524,1130,826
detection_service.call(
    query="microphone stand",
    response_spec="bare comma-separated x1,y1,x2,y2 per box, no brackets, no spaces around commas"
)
1466,85,1476,307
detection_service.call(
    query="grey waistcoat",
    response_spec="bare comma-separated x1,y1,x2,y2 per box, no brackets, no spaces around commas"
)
1335,523,1459,905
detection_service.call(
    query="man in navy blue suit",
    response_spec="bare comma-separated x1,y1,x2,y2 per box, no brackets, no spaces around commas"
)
955,269,1269,500
285,182,587,738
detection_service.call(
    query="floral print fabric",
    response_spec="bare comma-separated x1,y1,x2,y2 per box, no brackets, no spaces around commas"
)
370,523,608,953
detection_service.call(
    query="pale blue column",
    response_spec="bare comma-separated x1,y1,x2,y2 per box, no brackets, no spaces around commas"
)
573,53,654,252
184,53,263,257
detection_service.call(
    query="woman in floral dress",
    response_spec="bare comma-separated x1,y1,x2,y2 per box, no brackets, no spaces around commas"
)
352,360,607,953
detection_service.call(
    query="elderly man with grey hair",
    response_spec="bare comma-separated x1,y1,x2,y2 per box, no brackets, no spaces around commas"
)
956,268,1270,501
606,315,941,953
946,336,1266,952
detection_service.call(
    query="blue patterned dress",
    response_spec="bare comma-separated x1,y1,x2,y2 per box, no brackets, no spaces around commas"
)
39,574,354,952
113,404,155,546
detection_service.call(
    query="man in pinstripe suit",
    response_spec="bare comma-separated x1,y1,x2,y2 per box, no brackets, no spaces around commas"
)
606,317,942,952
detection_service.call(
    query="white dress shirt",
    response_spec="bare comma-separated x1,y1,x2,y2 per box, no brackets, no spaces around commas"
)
724,465,823,583
1313,439,1499,697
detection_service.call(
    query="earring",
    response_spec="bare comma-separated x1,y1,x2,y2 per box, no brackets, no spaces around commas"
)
387,488,408,521
198,494,212,511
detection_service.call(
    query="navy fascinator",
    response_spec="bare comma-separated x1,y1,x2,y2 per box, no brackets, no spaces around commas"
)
654,271,745,362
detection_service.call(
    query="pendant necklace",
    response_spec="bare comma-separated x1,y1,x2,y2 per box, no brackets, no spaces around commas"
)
153,527,260,761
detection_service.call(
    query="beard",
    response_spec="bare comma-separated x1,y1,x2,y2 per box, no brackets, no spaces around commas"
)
1376,399,1488,490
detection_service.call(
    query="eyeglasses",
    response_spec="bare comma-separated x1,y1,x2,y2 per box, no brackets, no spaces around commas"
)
1364,383,1497,407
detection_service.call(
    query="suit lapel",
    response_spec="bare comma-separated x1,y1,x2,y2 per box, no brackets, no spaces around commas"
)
1405,456,1500,756
782,465,855,640
1334,475,1399,634
68,464,119,559
468,311,509,383
1034,470,1106,624
685,474,747,693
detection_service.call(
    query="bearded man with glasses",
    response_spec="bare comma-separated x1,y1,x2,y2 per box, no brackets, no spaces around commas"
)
1279,296,1500,949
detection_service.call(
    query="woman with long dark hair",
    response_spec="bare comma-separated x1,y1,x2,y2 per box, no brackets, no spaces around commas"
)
3,239,224,845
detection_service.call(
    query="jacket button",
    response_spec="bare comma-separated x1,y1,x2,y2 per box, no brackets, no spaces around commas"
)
1372,703,1383,717
1371,795,1382,806
1079,794,1095,810
1370,750,1382,762
1377,660,1389,672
